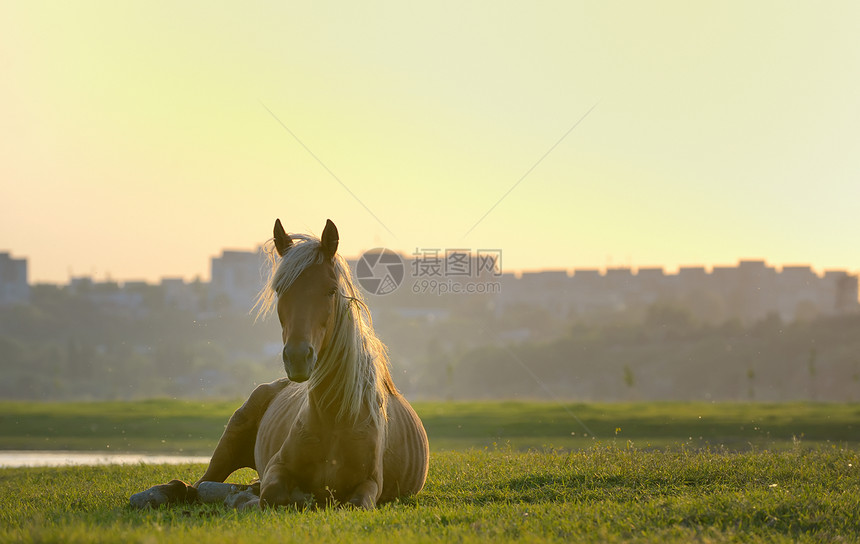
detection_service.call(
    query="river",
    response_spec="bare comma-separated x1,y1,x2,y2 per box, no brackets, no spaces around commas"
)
0,451,210,468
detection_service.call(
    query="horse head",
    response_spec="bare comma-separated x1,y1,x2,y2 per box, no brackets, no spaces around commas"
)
272,218,339,383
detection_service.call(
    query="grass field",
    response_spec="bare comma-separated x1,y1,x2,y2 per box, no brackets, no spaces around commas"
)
1,400,859,453
1,401,859,542
1,447,858,543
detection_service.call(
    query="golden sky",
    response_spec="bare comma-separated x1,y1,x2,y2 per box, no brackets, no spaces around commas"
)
2,2,859,283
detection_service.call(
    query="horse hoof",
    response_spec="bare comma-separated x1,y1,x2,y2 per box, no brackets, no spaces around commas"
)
197,482,256,504
237,497,262,511
347,496,376,510
226,490,260,509
129,479,193,509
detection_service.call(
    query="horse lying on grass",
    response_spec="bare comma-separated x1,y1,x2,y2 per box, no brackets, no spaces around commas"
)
131,219,429,510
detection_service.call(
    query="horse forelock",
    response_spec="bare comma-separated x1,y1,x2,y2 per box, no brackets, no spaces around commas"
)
255,233,394,428
254,233,324,319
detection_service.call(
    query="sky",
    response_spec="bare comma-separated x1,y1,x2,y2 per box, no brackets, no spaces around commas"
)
1,2,859,284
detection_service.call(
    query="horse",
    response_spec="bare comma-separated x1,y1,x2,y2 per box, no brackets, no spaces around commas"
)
130,219,429,510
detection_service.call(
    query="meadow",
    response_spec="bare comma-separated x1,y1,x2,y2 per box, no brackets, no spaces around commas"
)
2,400,859,453
1,401,859,542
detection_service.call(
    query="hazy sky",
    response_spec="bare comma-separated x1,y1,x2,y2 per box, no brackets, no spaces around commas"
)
2,2,858,283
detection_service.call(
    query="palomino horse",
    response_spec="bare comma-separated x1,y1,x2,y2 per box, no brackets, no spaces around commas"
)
131,219,428,510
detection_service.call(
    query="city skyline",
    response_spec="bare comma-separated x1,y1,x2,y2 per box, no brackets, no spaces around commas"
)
6,229,860,284
2,3,859,283
3,249,856,329
2,247,857,286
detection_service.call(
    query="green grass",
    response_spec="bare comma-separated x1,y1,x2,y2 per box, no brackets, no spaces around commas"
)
419,401,860,451
0,399,239,454
1,400,858,453
1,401,859,542
1,446,858,543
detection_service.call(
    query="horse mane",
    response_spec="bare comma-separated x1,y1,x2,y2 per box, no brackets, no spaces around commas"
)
255,233,396,427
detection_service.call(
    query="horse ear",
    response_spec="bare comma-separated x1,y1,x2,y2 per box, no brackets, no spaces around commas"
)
320,219,339,260
273,219,292,257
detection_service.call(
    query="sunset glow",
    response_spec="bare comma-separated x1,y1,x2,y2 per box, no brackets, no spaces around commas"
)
2,2,858,283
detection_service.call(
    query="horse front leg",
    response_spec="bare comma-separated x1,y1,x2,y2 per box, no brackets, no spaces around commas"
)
347,479,380,510
194,404,257,486
129,479,198,509
258,456,313,509
130,381,290,509
195,379,290,486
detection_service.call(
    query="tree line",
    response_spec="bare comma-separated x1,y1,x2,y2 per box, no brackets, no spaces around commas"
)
1,285,858,401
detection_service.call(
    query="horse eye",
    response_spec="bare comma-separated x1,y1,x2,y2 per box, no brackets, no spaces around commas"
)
327,288,338,297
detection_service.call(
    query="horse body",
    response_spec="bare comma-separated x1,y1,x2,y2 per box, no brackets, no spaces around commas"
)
190,219,428,510
253,382,428,507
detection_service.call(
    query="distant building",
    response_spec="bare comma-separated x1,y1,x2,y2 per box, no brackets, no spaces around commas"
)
210,249,266,312
0,252,29,305
3,246,858,327
491,259,859,325
67,277,148,314
569,268,612,316
161,277,205,313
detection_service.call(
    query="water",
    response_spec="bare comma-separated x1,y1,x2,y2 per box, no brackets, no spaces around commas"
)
0,451,210,468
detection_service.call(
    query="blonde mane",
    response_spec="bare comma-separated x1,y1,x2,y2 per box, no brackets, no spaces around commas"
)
255,233,395,427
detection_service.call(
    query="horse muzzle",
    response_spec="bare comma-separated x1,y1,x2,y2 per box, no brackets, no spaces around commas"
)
282,341,316,383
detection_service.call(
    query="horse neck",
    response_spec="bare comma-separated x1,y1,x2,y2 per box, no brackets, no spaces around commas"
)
306,368,341,418
303,299,390,427
305,346,374,426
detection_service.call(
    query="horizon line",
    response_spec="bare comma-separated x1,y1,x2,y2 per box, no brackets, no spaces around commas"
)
10,257,858,287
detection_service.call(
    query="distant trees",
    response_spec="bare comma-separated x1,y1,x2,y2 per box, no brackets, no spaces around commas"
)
1,289,859,402
0,288,273,400
415,306,860,402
